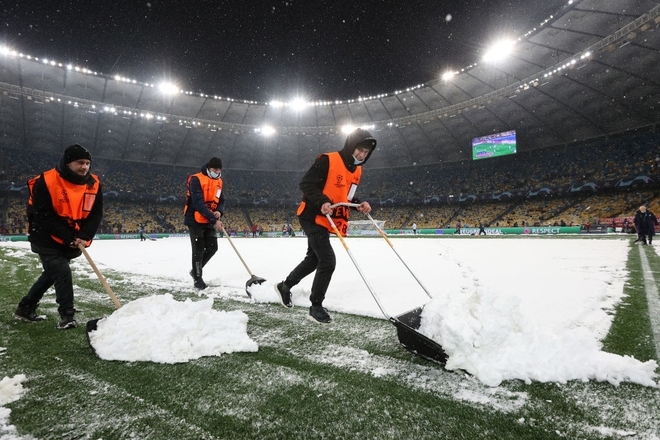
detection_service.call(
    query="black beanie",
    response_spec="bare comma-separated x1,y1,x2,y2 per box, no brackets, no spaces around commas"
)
208,157,223,169
62,144,92,164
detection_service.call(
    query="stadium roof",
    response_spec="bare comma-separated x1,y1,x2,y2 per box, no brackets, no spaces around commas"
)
0,0,659,171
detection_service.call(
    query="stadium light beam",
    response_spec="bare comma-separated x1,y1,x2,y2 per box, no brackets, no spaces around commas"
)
289,98,309,112
341,125,356,134
158,81,180,95
441,71,455,81
482,39,515,63
260,125,276,136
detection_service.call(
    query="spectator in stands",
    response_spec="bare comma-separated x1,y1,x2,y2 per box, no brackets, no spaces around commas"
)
275,128,377,324
14,144,103,330
634,205,658,245
184,157,225,289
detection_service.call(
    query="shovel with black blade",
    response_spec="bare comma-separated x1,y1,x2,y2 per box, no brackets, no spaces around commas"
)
220,226,266,297
327,203,448,366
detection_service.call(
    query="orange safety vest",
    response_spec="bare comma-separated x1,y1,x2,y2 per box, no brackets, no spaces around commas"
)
28,169,100,246
185,172,223,224
297,152,362,236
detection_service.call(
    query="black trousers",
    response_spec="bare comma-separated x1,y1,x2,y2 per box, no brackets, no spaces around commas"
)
21,253,75,314
188,224,218,279
284,218,336,306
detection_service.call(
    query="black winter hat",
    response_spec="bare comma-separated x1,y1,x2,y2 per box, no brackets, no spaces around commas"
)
208,157,223,169
62,144,92,164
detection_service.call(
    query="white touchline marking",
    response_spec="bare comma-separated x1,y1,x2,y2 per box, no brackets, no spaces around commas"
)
638,246,660,360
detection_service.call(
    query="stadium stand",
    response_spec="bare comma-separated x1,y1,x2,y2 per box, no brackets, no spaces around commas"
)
1,0,659,235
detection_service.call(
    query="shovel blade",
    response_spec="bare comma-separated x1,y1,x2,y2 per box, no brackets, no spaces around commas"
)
245,275,267,298
391,306,448,366
85,318,102,357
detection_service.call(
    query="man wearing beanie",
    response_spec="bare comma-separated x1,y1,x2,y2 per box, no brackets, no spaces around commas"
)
184,157,225,289
14,144,103,329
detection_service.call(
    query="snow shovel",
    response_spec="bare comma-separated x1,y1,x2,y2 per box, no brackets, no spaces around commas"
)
77,244,122,354
220,226,266,297
79,243,122,309
325,207,448,365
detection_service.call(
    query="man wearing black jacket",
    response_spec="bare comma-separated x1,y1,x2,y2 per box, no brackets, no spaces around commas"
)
634,205,658,245
14,144,103,329
184,157,225,289
275,128,376,323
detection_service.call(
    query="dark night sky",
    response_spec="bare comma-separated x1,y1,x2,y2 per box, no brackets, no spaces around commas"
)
1,0,568,103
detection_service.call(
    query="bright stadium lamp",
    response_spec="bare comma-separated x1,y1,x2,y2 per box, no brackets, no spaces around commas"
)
482,39,515,63
441,71,455,81
158,81,180,95
288,98,308,111
260,125,276,136
341,125,356,134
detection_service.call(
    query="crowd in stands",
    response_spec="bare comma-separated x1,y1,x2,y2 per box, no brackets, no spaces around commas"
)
1,132,659,235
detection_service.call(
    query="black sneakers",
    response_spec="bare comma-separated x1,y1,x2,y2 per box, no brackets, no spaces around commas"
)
307,305,332,324
275,282,293,308
57,311,77,330
14,303,46,322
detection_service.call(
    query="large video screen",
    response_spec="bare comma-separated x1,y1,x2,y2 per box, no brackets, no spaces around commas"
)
472,130,517,160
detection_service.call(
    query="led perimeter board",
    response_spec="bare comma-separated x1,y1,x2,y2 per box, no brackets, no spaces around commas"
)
472,130,517,160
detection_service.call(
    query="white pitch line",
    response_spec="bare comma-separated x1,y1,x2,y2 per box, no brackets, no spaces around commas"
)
638,246,660,360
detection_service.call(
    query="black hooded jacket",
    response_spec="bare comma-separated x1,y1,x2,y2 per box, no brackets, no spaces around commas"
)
634,209,658,235
297,128,376,223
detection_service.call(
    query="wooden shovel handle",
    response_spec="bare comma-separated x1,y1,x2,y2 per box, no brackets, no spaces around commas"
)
78,244,122,309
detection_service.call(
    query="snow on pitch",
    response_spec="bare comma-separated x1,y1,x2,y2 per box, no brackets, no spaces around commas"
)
2,236,658,387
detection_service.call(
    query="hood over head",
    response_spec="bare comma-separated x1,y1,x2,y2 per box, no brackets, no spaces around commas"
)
339,128,377,170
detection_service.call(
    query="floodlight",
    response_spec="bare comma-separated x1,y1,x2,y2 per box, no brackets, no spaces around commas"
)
260,125,276,136
289,98,308,111
441,71,455,81
482,39,515,63
158,82,180,95
341,125,356,134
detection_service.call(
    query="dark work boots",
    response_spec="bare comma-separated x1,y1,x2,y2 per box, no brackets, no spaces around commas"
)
14,303,46,322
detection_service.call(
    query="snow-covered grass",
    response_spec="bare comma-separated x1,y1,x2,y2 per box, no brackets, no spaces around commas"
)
1,235,659,439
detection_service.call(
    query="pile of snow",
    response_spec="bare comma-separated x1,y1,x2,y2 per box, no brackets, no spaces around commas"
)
419,288,658,387
0,374,28,439
88,294,258,363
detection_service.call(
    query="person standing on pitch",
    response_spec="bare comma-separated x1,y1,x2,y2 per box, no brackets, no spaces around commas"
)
634,204,658,245
184,157,225,289
275,128,377,324
14,144,103,329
